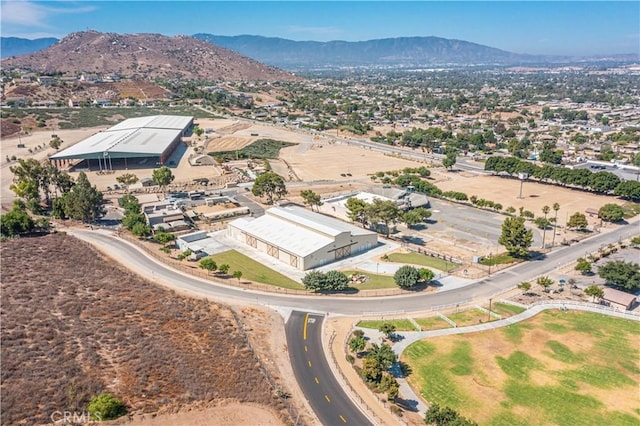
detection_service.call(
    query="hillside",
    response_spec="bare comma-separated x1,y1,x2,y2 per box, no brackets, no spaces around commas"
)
1,31,297,81
0,36,58,58
194,34,535,68
0,233,291,424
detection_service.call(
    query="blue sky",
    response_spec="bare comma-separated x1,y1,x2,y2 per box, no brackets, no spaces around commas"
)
1,1,638,55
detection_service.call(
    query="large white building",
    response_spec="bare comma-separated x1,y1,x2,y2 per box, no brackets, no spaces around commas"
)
227,205,378,270
50,115,193,169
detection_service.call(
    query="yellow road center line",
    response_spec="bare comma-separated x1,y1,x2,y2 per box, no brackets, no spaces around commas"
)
303,313,309,340
314,377,319,384
340,415,347,423
304,345,308,352
325,395,331,403
308,360,312,367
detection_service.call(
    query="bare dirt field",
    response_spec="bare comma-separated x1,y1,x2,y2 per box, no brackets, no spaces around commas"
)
0,233,294,426
119,403,283,426
431,169,624,227
279,143,426,181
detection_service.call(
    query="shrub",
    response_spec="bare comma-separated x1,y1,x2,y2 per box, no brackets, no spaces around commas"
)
88,393,126,421
394,265,420,288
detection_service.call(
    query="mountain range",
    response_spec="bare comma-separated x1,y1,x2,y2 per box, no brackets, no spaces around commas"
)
1,37,59,59
0,31,296,81
2,33,638,71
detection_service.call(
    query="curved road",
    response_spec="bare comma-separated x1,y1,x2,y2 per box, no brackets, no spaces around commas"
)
69,223,638,426
286,311,372,425
70,223,637,314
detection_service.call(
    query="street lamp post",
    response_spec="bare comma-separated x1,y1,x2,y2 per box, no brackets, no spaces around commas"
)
518,173,528,199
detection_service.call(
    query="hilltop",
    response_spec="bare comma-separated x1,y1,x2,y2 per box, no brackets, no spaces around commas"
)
1,31,297,81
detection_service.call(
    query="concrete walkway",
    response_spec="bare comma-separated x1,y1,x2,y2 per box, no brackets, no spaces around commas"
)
355,302,640,416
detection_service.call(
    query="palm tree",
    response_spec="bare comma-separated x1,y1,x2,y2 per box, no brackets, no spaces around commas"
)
551,203,560,248
541,205,550,249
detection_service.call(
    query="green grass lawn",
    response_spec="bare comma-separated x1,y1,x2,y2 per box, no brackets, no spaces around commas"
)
445,308,497,327
341,270,397,290
357,319,418,331
403,310,640,426
207,250,302,290
479,252,519,266
485,302,526,318
385,252,455,271
415,316,453,331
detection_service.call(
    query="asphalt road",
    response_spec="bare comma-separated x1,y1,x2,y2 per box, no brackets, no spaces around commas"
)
71,221,638,315
285,311,372,426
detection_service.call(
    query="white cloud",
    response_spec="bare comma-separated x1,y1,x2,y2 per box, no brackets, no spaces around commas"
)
1,0,96,29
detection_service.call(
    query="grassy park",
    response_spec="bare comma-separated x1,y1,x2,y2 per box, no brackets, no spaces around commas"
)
403,310,640,426
357,319,418,331
208,250,302,290
385,252,454,271
341,270,397,290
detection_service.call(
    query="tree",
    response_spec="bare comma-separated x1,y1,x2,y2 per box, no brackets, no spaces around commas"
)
0,204,34,237
193,126,204,137
598,260,640,292
361,357,384,383
131,222,151,237
536,276,555,292
598,203,624,222
252,172,287,204
62,172,103,222
551,202,560,247
367,198,402,237
379,372,400,400
498,216,533,258
394,265,420,289
349,336,366,354
418,268,435,283
88,393,126,421
584,285,604,302
517,281,532,295
151,165,174,190
442,151,457,170
232,270,243,283
424,403,477,426
199,257,217,275
345,197,368,225
614,180,640,202
300,189,323,211
49,136,62,150
575,258,592,274
567,212,588,230
541,205,550,248
324,270,349,291
403,207,432,228
367,343,397,370
218,263,230,274
116,173,139,186
302,271,325,291
378,322,397,339
153,231,176,246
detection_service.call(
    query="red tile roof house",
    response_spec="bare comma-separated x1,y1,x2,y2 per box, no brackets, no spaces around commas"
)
602,287,637,311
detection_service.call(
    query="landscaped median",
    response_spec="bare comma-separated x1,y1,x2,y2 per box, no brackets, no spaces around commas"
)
402,310,640,426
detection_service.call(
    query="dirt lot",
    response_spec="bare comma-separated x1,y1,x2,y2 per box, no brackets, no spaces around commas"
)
431,169,624,227
0,233,297,426
279,142,426,181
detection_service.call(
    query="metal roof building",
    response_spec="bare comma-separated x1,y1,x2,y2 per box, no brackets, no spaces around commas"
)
50,115,193,168
227,205,378,270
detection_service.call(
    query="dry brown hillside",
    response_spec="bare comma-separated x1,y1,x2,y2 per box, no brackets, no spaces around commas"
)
0,233,292,425
1,31,297,81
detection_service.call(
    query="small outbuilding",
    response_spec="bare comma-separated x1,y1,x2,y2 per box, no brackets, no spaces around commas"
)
602,287,637,311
